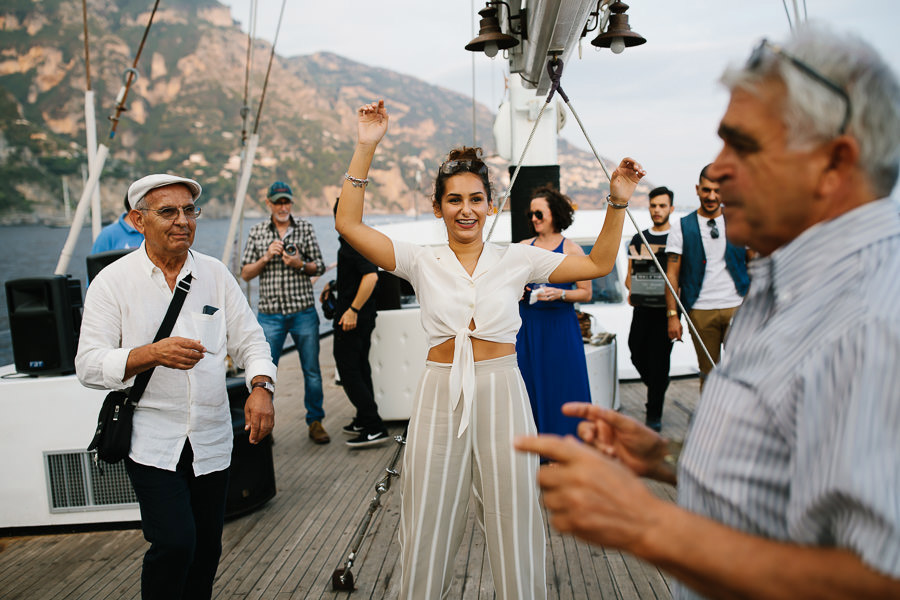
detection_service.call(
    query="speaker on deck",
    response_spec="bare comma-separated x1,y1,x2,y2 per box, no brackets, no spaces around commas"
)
225,377,276,519
86,248,137,284
375,271,401,311
5,275,82,375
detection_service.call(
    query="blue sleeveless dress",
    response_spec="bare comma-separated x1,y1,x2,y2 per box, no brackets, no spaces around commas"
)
515,239,591,437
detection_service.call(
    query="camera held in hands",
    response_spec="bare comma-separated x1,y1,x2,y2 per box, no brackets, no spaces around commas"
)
284,244,298,256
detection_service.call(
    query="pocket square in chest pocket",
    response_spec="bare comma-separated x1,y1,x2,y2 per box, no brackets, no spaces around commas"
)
190,310,226,354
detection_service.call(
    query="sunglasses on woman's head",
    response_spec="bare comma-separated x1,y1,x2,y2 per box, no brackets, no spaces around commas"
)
528,210,544,220
439,159,489,177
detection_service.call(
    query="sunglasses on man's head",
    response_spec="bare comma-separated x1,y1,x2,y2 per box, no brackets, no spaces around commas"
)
747,38,851,135
439,159,489,177
528,210,544,220
707,218,720,239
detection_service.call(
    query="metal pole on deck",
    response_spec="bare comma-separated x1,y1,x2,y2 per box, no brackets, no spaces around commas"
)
82,0,102,240
55,144,110,275
85,90,102,240
222,133,259,268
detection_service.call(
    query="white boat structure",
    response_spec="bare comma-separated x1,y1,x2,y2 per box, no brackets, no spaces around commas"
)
366,209,699,424
0,0,704,534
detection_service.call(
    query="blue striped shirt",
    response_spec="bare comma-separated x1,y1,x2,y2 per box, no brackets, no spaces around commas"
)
676,199,900,599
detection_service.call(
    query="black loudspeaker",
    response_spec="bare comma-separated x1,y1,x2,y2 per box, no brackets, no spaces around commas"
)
225,377,276,519
86,248,137,284
5,276,83,375
375,271,402,310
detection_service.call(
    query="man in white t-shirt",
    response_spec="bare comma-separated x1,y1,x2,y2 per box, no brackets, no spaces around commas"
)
665,165,750,387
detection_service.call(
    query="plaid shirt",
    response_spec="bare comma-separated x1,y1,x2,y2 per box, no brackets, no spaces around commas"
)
241,216,325,314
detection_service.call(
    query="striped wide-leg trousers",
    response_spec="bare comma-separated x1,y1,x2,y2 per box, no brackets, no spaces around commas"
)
398,354,547,599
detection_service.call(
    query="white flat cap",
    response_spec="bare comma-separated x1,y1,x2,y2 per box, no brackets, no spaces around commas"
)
127,174,202,209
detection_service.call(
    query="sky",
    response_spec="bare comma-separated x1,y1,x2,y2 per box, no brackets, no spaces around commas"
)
220,0,900,209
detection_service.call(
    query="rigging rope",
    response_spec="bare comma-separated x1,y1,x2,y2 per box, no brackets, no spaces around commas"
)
253,0,288,135
781,0,794,31
240,0,257,146
470,0,477,146
486,57,715,369
108,0,161,139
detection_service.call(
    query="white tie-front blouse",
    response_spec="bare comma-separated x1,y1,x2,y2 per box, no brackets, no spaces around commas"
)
391,240,566,435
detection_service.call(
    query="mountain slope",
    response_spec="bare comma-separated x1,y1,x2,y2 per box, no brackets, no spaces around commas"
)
0,0,643,223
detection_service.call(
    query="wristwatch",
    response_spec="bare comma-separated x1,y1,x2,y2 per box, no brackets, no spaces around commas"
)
666,310,678,318
561,290,567,301
252,380,275,395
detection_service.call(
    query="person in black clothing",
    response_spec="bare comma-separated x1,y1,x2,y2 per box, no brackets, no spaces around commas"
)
625,186,675,432
324,198,390,447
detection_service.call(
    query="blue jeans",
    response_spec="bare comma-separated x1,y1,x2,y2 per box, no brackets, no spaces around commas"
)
258,308,324,424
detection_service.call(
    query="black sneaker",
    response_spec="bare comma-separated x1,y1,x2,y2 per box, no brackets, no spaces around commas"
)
346,429,391,448
342,421,365,436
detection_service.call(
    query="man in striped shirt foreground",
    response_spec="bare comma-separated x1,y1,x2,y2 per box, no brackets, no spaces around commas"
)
516,25,900,599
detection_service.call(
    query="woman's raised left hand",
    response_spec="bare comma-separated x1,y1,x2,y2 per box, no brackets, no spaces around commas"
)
609,158,646,203
357,100,389,147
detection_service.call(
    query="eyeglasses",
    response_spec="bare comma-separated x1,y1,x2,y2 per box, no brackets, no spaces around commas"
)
439,159,489,177
139,205,201,221
707,218,720,239
269,198,292,206
747,39,852,135
527,210,544,220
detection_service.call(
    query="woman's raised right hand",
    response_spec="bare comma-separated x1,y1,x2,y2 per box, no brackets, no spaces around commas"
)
358,100,389,147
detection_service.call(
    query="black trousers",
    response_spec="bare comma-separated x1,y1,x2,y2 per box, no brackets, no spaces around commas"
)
628,306,674,423
333,318,384,430
125,441,229,600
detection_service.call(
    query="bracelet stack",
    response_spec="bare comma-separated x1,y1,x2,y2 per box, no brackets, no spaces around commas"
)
606,194,629,209
344,172,369,188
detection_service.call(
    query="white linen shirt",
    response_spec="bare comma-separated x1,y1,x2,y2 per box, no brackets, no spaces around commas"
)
76,244,277,475
391,240,565,436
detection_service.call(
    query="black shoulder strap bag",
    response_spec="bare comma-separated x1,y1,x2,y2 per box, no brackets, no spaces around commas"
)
88,273,193,465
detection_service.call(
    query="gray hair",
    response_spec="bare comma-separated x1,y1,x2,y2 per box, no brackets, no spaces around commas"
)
721,25,900,197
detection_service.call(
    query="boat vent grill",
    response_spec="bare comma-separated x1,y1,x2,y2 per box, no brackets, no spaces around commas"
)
45,451,137,512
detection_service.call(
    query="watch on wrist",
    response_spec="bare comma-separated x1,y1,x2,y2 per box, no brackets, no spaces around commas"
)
561,290,567,301
666,310,678,318
252,380,275,395
349,305,360,314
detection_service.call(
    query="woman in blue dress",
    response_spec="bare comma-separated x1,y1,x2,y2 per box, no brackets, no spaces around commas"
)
516,185,593,437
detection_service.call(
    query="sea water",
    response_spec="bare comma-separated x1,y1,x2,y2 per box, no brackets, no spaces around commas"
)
0,214,414,366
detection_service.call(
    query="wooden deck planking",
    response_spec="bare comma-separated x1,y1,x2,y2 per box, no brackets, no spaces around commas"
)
0,335,698,599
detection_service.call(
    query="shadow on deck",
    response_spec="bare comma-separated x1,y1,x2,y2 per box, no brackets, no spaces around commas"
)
0,336,698,599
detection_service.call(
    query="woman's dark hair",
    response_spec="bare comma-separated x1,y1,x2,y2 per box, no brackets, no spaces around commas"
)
528,184,575,233
433,146,492,211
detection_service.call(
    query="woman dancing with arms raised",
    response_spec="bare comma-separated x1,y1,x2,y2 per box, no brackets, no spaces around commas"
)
335,100,645,599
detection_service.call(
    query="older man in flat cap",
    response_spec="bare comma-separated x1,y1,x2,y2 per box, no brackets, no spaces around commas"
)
76,174,277,600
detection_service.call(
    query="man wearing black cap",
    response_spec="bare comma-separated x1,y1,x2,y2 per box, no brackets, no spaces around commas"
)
241,180,329,444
